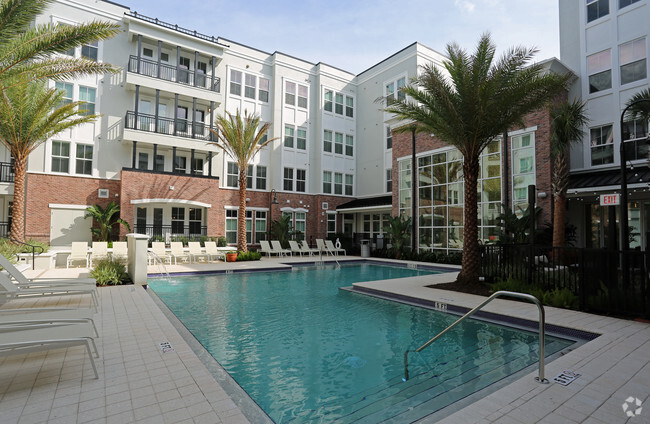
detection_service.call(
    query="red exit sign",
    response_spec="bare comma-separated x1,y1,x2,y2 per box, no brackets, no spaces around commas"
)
600,194,620,206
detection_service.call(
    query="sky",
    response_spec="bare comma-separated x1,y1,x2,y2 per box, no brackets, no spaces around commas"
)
127,0,560,75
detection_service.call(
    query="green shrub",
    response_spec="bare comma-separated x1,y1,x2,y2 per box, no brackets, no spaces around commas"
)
236,251,261,261
217,236,227,247
490,277,579,310
90,259,127,286
0,239,50,264
542,287,578,309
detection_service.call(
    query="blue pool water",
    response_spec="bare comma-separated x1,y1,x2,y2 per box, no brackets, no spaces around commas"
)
148,263,572,423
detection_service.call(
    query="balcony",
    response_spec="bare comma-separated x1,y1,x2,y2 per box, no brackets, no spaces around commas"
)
0,162,14,183
125,111,217,142
133,224,207,242
128,56,220,92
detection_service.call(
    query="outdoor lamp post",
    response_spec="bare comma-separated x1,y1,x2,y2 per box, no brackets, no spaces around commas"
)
267,189,278,241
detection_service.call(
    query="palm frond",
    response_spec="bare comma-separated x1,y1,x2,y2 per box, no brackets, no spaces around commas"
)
625,88,650,121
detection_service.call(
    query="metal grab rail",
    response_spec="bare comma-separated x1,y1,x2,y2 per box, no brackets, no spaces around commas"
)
10,238,44,270
403,291,548,384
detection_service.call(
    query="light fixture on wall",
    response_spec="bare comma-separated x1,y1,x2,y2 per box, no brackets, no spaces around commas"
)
537,192,547,199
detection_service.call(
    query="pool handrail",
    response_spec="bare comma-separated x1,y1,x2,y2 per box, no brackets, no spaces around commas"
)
403,290,548,384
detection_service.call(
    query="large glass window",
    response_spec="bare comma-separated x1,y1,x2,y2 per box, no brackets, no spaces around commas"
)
227,162,238,187
397,77,406,101
296,169,306,192
138,152,148,170
283,167,294,191
345,135,354,156
244,74,256,99
324,90,333,112
623,118,649,161
230,70,242,96
345,174,353,196
284,125,295,148
285,81,296,105
620,38,647,85
386,126,392,149
246,165,254,189
335,93,343,115
51,141,70,173
55,82,73,105
327,213,336,237
225,210,237,243
386,169,392,192
345,96,354,117
297,128,307,150
385,82,395,105
81,41,98,61
587,50,611,93
323,171,332,193
587,0,609,22
590,124,614,165
75,144,93,175
334,172,343,195
259,78,269,102
511,133,535,212
189,208,202,235
297,85,308,108
171,207,184,234
256,166,267,190
324,130,332,153
255,211,267,242
334,133,343,155
78,86,96,115
620,0,641,8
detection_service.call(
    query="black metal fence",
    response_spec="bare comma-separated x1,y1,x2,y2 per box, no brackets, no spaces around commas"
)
0,162,14,182
0,221,9,238
134,224,207,242
125,111,217,141
480,244,650,318
128,55,220,92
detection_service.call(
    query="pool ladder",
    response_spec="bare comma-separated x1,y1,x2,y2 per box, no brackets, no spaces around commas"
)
403,291,548,384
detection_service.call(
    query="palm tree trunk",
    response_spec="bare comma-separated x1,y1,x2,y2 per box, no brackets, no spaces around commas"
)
237,167,248,253
457,156,480,284
552,192,566,250
9,157,26,242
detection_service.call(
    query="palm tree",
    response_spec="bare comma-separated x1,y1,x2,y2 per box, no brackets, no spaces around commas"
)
625,88,650,122
549,100,588,249
0,0,120,89
383,215,411,259
209,110,277,253
386,33,567,284
0,79,99,241
84,201,130,241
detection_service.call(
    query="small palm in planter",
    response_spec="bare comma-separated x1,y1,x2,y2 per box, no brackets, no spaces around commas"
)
225,251,238,262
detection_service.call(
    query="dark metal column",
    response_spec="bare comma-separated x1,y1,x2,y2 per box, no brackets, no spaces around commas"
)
154,89,160,133
173,94,178,136
153,144,158,171
209,101,214,141
194,51,198,87
172,147,177,174
136,35,142,74
132,141,137,169
176,46,181,83
190,149,195,175
134,85,140,129
157,40,162,79
191,97,197,139
411,126,417,252
208,152,212,177
211,56,216,91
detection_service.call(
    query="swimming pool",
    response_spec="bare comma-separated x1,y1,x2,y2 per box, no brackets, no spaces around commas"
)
148,262,573,423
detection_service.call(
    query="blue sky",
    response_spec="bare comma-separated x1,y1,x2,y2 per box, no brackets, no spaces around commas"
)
129,0,560,75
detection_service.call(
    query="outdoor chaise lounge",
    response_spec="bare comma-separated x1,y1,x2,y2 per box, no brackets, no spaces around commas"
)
300,241,319,256
0,273,98,310
271,240,291,256
188,242,210,263
170,242,190,264
0,308,98,337
0,253,96,287
111,242,128,264
90,242,109,267
0,321,99,379
315,239,331,256
150,242,172,265
325,240,346,256
67,242,89,268
288,240,305,256
204,242,224,262
259,240,278,257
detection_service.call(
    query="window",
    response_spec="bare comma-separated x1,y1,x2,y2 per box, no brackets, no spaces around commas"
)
511,133,535,210
189,208,202,235
174,156,186,173
324,90,333,112
285,81,296,105
244,74,256,99
345,174,353,196
386,126,393,149
335,93,343,115
590,124,614,166
587,0,609,22
230,70,242,96
297,128,307,150
284,125,295,148
587,50,611,93
345,135,353,156
283,168,294,191
227,162,238,187
160,52,169,62
334,133,343,155
256,166,267,190
255,211,267,242
620,0,641,8
192,158,203,175
171,207,185,234
138,152,148,170
385,82,395,105
57,24,75,56
334,173,343,195
623,118,649,161
397,77,406,101
51,141,70,173
142,47,153,58
386,169,392,192
298,85,308,108
296,169,306,192
620,38,647,85
155,154,165,172
327,214,336,237
55,82,73,105
79,86,96,116
345,96,354,117
74,144,93,175
246,165,254,189
323,171,332,193
294,212,306,241
324,130,332,152
259,78,269,102
225,210,237,243
81,41,98,61
136,207,146,234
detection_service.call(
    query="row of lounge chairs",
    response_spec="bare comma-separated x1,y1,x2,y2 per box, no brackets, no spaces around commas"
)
150,241,224,265
68,241,128,268
259,239,346,257
0,253,100,379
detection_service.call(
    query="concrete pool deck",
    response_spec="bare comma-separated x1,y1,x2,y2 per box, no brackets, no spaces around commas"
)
0,256,648,423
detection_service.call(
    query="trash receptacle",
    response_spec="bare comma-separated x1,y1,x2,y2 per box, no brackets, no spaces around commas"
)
376,234,384,250
360,239,370,258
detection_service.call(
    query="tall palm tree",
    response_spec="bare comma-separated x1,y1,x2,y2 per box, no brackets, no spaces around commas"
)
0,79,100,241
85,201,130,241
209,110,277,253
549,100,588,249
0,0,120,89
386,33,567,284
625,88,650,122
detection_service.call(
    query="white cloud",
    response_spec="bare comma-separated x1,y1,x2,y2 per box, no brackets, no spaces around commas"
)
454,0,476,13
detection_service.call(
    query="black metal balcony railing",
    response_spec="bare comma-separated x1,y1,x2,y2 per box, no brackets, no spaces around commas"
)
128,12,225,46
134,224,207,241
0,162,14,183
128,56,221,92
125,111,217,141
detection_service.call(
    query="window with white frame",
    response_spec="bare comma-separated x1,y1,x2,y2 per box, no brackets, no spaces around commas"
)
227,162,238,187
334,133,343,155
345,96,354,117
296,169,306,192
587,0,609,22
75,144,93,175
398,159,412,217
284,125,294,148
155,154,165,171
285,81,296,105
297,128,307,150
386,168,392,192
587,50,611,93
246,165,254,189
345,135,354,156
386,125,392,149
225,210,237,243
511,133,535,211
334,172,343,195
620,38,647,85
138,152,148,170
324,130,332,152
245,210,253,243
79,86,96,116
259,78,269,102
345,174,353,196
385,82,395,105
174,156,186,173
81,41,98,61
623,118,649,161
171,207,185,234
51,141,70,173
283,167,294,191
620,0,641,9
55,82,73,105
189,208,203,234
298,85,308,108
255,211,267,242
385,76,406,105
283,211,306,241
335,93,344,114
323,171,332,193
192,157,203,175
397,77,406,101
324,89,333,112
327,213,336,237
230,70,242,96
590,124,614,166
256,166,267,190
244,74,256,99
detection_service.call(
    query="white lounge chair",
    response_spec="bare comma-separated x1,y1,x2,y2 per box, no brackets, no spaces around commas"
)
204,242,224,262
300,240,319,256
188,242,209,263
0,273,98,310
316,239,331,256
111,242,128,264
170,242,190,264
151,242,171,265
288,240,304,256
0,253,96,287
0,321,99,378
90,242,109,267
0,308,98,337
325,240,346,256
67,242,89,268
271,240,291,256
259,240,277,257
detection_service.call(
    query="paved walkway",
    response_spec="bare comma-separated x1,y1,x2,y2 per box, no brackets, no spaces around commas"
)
0,256,648,423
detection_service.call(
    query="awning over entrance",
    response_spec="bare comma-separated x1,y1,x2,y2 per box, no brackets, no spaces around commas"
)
336,195,392,212
568,168,650,193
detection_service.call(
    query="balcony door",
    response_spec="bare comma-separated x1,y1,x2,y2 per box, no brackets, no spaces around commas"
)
193,109,205,137
139,100,152,131
176,106,188,135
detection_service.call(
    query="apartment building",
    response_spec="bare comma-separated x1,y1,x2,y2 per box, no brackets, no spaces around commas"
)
560,0,650,249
